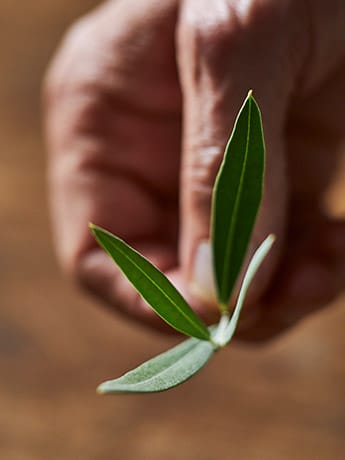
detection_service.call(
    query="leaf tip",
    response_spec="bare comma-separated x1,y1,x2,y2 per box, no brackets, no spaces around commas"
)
89,222,104,239
267,233,276,245
89,222,97,232
247,89,253,99
97,381,110,395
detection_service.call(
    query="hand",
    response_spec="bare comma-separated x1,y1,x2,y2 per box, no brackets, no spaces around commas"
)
44,0,345,341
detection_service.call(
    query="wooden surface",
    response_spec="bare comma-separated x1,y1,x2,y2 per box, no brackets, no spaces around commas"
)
0,2,344,459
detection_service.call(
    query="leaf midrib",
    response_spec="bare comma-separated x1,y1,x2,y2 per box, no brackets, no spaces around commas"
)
114,341,209,390
104,235,209,339
220,97,252,303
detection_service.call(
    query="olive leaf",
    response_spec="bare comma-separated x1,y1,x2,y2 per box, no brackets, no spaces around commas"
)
90,225,210,341
97,336,215,394
211,90,265,309
91,91,272,395
212,235,275,347
97,236,275,394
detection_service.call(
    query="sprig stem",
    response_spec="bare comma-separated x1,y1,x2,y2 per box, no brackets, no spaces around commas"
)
211,313,230,349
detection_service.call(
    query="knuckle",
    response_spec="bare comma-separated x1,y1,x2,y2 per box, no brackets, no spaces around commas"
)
195,18,234,58
43,15,100,107
44,19,111,140
179,2,240,70
183,143,224,214
178,0,286,83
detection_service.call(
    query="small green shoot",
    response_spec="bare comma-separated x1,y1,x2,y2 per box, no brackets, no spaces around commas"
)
90,91,274,394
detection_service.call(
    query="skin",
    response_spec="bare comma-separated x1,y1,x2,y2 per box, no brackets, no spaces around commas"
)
44,0,345,341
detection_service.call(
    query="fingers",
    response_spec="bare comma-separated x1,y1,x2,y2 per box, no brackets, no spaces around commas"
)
44,0,345,341
236,218,345,342
176,0,307,310
43,0,182,330
242,57,345,342
297,0,345,92
78,243,183,334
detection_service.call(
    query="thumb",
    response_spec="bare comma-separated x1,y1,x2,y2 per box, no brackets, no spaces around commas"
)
176,0,300,310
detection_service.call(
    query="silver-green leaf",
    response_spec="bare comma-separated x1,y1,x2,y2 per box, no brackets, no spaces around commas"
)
97,337,215,394
211,90,265,308
219,234,275,346
90,225,210,341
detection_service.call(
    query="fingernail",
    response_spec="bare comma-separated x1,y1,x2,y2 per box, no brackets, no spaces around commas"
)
189,241,218,306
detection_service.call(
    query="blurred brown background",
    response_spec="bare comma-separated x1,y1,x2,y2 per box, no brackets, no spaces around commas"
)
1,1,344,459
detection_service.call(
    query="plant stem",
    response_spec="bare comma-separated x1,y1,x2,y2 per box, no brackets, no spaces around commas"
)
219,303,228,314
211,313,230,349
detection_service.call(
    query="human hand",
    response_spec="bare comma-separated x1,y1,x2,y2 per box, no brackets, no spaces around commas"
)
44,0,345,341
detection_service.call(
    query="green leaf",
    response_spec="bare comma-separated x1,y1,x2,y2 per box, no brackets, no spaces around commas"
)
90,225,210,341
97,337,214,394
211,90,265,308
219,235,275,346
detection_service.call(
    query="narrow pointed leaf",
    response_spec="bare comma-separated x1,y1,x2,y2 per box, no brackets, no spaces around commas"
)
97,337,214,394
90,225,210,340
211,91,265,307
221,234,275,345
